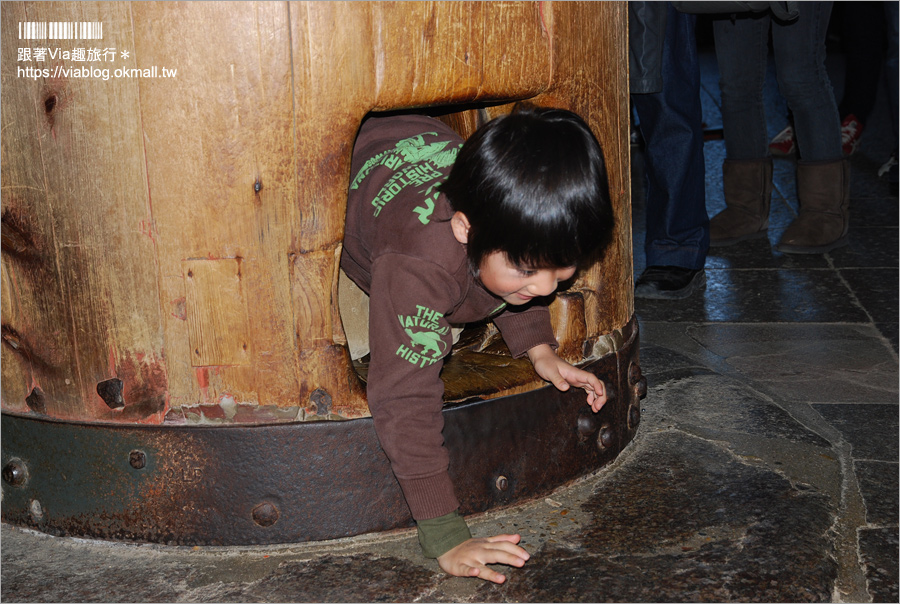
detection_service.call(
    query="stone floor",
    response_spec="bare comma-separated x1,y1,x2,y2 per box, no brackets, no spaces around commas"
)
2,46,898,604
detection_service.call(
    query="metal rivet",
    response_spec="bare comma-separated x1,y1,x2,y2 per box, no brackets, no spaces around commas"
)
129,450,146,470
628,404,641,431
495,476,509,491
2,459,28,487
251,502,279,527
30,499,44,520
636,377,648,399
628,362,642,386
577,415,598,441
597,424,614,451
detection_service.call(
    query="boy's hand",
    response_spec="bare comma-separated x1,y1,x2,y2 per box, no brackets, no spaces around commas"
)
437,534,530,584
527,344,608,413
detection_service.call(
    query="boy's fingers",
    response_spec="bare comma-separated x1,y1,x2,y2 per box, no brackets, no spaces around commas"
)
553,368,609,409
583,383,607,412
476,566,507,584
501,554,528,568
582,373,604,392
484,534,529,561
485,533,523,545
481,547,530,567
560,366,595,386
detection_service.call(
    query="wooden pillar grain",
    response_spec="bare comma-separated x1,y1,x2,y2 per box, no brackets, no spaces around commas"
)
1,1,165,422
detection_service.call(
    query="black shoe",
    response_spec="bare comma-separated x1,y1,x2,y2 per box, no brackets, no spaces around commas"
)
634,266,706,300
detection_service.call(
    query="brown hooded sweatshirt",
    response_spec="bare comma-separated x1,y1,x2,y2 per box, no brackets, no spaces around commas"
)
341,114,557,524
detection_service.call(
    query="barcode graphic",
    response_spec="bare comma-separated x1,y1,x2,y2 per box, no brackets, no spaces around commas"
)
18,22,103,40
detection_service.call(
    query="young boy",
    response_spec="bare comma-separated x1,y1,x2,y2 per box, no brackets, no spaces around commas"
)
341,105,614,584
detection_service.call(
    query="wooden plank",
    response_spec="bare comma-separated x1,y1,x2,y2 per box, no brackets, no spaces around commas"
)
288,1,378,412
1,0,65,414
132,1,299,408
184,259,251,367
369,1,550,108
538,1,633,341
1,1,166,422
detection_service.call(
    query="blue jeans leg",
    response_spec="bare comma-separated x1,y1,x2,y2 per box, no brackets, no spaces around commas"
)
631,5,709,270
771,1,841,161
714,3,841,161
713,13,772,159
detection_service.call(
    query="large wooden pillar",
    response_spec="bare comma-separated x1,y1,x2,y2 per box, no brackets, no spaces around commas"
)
1,2,639,545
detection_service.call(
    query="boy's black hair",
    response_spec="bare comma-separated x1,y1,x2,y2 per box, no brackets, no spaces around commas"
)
440,105,614,275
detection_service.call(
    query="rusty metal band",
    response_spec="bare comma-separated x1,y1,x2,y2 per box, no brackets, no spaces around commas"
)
1,317,644,546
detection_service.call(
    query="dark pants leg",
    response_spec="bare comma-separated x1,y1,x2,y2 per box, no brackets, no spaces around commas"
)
885,1,899,145
837,1,886,125
631,4,709,270
715,2,840,162
771,1,841,162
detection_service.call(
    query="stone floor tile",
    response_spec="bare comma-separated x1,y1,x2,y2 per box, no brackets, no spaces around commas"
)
637,344,707,377
829,227,899,269
875,322,899,352
839,268,900,326
853,461,900,526
183,555,440,603
850,160,899,200
636,269,871,323
813,404,899,463
687,324,899,404
858,528,900,604
648,373,832,448
479,431,837,604
0,532,188,603
704,236,831,271
846,197,900,232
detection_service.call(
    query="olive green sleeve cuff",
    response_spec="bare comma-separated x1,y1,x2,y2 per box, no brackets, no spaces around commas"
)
416,510,472,558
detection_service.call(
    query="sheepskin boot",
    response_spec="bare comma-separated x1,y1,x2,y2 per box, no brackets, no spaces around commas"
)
709,157,774,246
776,159,850,254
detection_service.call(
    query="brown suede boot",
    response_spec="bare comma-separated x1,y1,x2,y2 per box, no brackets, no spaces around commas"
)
776,159,850,254
710,157,774,246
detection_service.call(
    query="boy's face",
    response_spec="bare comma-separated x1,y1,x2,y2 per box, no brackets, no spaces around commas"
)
478,252,576,305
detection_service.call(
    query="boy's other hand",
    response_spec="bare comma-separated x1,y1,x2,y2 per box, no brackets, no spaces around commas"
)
527,344,608,413
437,534,530,584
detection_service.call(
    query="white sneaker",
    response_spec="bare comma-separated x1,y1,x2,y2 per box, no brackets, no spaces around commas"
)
768,125,795,156
841,114,865,156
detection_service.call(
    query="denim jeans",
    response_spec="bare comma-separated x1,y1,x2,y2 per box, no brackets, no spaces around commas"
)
631,4,709,270
713,2,842,162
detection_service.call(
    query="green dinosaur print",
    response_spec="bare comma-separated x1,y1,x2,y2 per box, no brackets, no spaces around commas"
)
395,305,449,367
351,129,462,219
396,140,450,164
351,131,440,190
404,328,446,358
428,146,461,168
